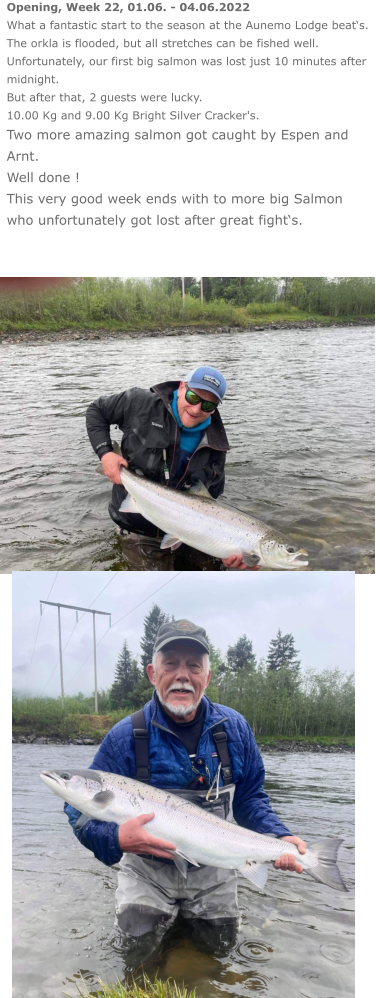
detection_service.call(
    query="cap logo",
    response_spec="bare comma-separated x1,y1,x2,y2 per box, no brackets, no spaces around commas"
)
176,619,199,632
203,375,220,387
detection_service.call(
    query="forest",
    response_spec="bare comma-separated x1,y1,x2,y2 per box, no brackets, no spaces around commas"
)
13,605,354,743
1,275,374,331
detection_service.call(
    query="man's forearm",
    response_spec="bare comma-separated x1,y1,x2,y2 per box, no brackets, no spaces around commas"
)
64,803,122,867
86,399,114,459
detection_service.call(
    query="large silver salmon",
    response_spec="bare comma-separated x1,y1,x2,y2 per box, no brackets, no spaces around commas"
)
116,467,308,569
40,769,346,891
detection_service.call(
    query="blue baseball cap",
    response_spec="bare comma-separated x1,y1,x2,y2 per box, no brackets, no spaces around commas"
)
186,366,227,402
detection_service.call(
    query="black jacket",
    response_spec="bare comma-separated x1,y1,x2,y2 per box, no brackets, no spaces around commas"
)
86,381,230,516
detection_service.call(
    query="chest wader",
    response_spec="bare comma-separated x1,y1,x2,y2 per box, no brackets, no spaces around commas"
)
131,707,236,820
114,711,239,964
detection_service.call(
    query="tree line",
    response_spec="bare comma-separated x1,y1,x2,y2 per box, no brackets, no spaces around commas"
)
13,604,354,739
1,276,374,328
176,276,374,316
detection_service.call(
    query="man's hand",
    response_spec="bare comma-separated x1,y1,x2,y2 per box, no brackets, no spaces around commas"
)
222,555,260,571
274,835,307,873
101,451,128,485
118,813,177,859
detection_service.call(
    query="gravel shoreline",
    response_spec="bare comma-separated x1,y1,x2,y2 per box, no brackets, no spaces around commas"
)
1,319,373,345
12,734,354,752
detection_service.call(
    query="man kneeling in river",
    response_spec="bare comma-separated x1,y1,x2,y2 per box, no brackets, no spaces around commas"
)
64,618,306,968
86,365,257,571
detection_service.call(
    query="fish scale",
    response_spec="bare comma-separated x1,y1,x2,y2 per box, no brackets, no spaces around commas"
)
40,769,346,892
118,467,308,569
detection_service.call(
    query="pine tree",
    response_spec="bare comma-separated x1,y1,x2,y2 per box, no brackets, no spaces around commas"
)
131,604,171,708
140,604,171,673
205,640,225,702
227,634,256,673
267,629,301,676
109,639,139,710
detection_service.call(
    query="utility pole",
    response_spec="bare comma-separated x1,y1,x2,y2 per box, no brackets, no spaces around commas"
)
40,601,111,713
200,277,204,307
182,277,185,304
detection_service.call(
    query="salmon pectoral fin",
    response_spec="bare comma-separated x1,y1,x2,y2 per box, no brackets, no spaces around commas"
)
119,494,139,514
160,534,183,551
241,862,268,890
164,849,200,878
241,551,260,567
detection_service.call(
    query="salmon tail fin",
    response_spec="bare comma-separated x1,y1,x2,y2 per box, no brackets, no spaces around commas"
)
307,838,348,892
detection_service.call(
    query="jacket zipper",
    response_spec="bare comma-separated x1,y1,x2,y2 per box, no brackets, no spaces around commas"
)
166,406,225,488
166,418,179,487
151,717,228,762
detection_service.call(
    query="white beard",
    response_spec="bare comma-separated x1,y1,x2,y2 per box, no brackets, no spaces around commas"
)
156,687,203,718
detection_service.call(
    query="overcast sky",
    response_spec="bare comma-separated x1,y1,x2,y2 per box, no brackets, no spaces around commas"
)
12,572,354,698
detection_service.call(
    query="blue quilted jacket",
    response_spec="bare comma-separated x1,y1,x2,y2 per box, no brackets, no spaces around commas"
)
64,693,290,866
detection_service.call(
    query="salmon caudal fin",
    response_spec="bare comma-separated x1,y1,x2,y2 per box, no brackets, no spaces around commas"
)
307,838,348,892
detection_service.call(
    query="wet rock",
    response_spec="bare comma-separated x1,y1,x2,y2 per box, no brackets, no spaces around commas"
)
1,319,374,345
73,738,97,745
258,740,354,754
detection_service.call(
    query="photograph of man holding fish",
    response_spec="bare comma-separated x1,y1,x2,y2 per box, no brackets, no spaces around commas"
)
12,571,355,998
0,275,374,573
41,616,345,967
88,368,308,571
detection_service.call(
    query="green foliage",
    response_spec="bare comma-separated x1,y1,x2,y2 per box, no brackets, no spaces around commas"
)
140,605,171,674
13,608,354,740
213,662,354,738
130,604,171,709
0,276,373,332
267,629,301,677
227,634,256,673
70,971,196,998
108,640,139,711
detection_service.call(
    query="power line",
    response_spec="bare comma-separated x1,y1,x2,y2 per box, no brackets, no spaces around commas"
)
40,601,111,711
40,572,120,695
65,572,183,690
24,572,59,688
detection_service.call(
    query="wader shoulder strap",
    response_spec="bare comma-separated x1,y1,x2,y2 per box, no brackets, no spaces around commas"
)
212,723,233,785
131,709,150,782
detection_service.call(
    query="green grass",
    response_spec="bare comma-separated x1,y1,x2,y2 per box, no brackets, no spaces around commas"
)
12,712,125,740
66,973,196,998
1,304,374,335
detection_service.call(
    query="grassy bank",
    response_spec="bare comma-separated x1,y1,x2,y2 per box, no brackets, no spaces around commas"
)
1,306,374,336
70,974,196,998
12,715,355,750
12,711,123,742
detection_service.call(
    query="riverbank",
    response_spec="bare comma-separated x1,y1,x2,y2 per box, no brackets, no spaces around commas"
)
12,731,354,752
1,315,374,344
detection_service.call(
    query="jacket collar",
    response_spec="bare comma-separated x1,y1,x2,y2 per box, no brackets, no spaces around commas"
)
151,381,230,452
149,689,225,733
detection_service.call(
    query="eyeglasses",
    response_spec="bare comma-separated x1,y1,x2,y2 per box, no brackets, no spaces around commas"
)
184,386,219,413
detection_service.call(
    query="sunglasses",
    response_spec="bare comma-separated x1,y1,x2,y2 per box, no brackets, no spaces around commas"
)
184,387,220,413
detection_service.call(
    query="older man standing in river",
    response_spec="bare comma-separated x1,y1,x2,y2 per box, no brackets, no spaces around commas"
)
86,365,258,570
64,618,306,968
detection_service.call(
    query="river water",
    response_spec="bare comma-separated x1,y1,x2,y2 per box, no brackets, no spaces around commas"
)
13,744,354,998
1,326,374,572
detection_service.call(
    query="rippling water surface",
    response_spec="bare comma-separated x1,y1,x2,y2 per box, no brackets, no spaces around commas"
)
13,745,354,998
1,326,374,571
